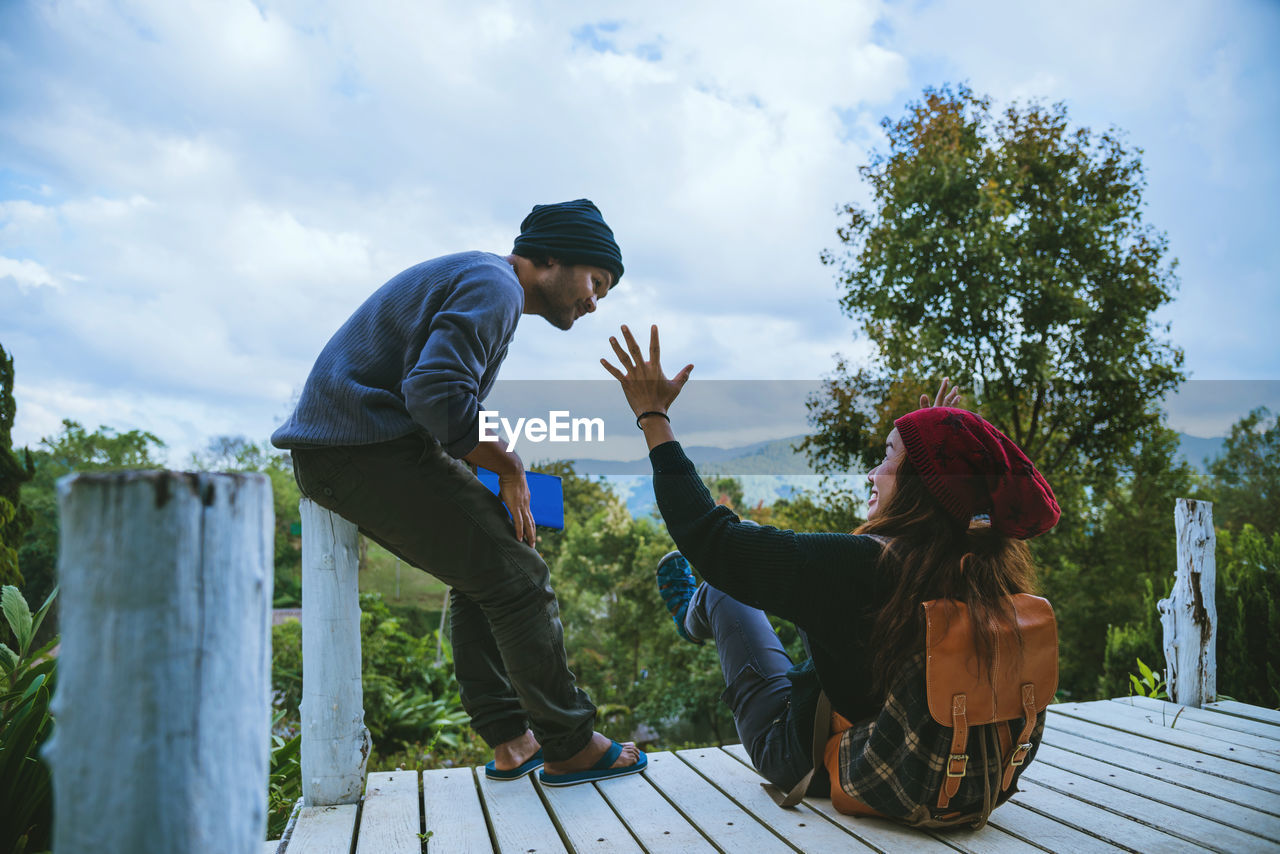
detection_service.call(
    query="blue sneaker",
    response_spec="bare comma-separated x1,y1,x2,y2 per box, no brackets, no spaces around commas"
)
656,551,703,645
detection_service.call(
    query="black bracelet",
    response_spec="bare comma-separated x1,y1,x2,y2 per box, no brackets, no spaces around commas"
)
636,410,670,429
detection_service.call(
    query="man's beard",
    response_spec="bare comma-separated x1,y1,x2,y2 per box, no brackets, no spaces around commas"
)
547,304,575,331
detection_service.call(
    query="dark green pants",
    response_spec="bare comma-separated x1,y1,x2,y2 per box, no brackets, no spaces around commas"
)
291,433,596,760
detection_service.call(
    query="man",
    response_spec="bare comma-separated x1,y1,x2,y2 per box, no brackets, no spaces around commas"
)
272,199,644,786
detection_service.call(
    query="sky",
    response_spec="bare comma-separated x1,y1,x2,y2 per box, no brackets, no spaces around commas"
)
1,0,1277,465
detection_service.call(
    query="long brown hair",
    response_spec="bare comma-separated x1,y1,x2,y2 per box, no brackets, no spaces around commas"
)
855,455,1038,698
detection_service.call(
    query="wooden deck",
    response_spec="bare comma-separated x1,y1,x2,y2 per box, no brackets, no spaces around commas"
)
271,697,1280,853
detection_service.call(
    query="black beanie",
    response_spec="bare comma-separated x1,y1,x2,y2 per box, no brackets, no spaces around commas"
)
512,199,624,285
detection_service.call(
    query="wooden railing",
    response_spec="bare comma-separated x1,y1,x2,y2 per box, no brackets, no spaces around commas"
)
297,498,367,805
50,471,275,854
1158,498,1217,707
48,475,1220,852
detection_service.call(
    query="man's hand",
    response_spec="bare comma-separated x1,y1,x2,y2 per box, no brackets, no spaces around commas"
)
919,377,963,410
464,441,536,548
497,467,535,548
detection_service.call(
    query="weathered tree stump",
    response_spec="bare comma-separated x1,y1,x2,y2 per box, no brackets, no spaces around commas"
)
1157,498,1217,708
49,471,273,854
299,498,369,805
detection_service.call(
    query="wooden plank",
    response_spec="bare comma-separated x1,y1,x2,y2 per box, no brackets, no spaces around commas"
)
984,801,1128,854
641,751,793,853
422,768,493,854
1043,724,1280,816
1085,701,1280,752
934,818,1064,854
593,766,719,853
677,747,877,852
723,741,1078,854
1119,695,1280,739
1011,779,1205,853
1033,743,1280,843
799,797,965,852
475,767,568,854
1046,711,1280,794
719,743,961,853
537,778,644,854
287,804,359,854
1023,761,1273,852
1050,703,1280,772
356,771,420,854
1206,700,1280,727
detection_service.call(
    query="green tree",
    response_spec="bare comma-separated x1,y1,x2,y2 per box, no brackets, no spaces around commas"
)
1215,524,1280,706
703,476,745,511
1207,407,1279,537
527,459,619,571
0,343,35,590
767,478,865,534
818,84,1183,486
18,420,167,637
812,85,1188,698
1075,426,1201,697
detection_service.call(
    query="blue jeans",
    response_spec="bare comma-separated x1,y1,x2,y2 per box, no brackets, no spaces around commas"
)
686,582,814,791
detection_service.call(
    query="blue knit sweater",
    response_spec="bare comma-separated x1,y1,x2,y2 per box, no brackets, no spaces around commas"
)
271,252,523,457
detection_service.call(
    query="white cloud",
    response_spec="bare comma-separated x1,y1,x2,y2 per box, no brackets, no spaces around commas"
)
0,256,61,291
0,0,1275,460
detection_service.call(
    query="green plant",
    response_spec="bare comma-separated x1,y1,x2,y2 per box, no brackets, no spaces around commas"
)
368,688,469,751
266,709,302,839
1127,656,1168,700
0,584,58,854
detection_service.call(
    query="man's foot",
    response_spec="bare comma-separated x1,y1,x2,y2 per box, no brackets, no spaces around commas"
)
539,732,647,786
540,732,641,776
657,551,704,645
490,729,541,772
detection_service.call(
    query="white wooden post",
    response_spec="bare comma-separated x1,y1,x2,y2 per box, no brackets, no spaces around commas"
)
1157,498,1217,708
48,471,273,854
299,499,369,805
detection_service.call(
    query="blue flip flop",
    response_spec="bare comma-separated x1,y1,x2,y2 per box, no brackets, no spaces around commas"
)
537,742,648,788
485,749,544,781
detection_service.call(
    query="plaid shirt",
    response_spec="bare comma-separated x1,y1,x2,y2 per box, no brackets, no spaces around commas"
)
834,652,1046,826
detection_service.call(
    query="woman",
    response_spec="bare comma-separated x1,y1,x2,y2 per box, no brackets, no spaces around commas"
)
601,324,1060,821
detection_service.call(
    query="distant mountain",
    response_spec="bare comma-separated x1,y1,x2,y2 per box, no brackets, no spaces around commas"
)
571,431,1228,518
571,436,863,518
570,436,814,475
1176,433,1226,474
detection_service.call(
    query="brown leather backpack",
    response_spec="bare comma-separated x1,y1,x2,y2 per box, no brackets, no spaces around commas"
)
773,593,1058,829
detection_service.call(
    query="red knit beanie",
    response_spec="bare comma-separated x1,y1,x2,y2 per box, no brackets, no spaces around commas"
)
893,407,1060,539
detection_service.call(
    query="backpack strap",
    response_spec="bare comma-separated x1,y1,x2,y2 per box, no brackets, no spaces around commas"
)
937,692,969,809
1000,682,1038,791
767,690,831,808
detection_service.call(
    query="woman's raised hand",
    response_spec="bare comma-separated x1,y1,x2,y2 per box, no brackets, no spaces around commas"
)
919,377,963,409
601,324,693,417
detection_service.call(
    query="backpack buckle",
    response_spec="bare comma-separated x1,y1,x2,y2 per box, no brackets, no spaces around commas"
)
1009,743,1033,766
946,753,968,778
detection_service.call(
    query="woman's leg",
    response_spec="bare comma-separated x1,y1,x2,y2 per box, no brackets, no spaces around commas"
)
685,582,812,788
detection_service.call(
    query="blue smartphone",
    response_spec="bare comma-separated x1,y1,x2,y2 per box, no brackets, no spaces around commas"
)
475,468,565,530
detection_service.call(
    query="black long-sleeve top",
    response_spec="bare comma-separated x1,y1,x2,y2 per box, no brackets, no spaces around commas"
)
650,440,895,737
